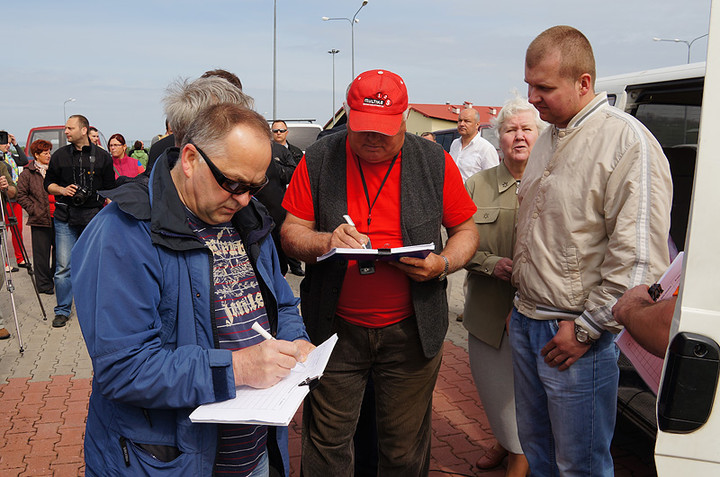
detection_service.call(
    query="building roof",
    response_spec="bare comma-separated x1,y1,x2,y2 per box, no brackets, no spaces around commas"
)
410,102,500,123
323,101,501,129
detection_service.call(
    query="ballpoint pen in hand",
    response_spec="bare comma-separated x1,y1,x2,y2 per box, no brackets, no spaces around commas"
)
343,214,372,249
252,321,274,340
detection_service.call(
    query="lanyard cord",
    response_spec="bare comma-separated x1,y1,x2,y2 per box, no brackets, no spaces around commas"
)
356,153,399,228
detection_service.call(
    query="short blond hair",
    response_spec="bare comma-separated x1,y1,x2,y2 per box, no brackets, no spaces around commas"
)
526,25,596,86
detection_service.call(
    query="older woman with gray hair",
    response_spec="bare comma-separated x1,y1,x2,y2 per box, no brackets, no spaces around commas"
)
463,95,546,476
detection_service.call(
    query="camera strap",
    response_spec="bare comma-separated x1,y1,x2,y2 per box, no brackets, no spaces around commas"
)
74,145,96,190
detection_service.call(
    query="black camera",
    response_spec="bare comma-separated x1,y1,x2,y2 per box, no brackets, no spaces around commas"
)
0,131,8,144
72,185,92,206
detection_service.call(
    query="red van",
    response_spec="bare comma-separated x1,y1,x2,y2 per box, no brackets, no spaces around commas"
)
25,125,106,155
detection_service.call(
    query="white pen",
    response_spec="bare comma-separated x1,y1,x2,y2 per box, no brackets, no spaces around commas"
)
252,321,275,340
343,215,372,249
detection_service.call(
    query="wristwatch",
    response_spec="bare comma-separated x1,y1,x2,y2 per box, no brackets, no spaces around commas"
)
574,323,595,345
437,255,449,281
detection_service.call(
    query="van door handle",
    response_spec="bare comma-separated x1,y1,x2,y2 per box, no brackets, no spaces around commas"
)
658,332,720,433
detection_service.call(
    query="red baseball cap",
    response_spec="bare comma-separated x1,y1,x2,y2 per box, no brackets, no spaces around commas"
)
346,69,408,136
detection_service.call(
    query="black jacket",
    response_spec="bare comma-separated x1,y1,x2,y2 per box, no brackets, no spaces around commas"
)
287,142,304,165
44,142,115,210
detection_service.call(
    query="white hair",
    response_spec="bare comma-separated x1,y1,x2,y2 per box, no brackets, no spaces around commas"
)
491,92,547,138
163,76,254,145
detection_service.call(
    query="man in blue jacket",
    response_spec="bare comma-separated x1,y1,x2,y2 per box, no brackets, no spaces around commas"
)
72,102,314,476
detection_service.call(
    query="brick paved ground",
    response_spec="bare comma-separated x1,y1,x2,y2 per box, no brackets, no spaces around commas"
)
0,217,656,475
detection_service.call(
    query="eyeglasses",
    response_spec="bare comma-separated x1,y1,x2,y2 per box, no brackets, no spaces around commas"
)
271,128,287,133
108,143,124,148
190,142,269,196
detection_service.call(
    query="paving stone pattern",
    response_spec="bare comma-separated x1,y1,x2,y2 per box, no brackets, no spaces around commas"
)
0,218,655,475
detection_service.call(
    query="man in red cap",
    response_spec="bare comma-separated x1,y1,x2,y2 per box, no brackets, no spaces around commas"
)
282,69,479,475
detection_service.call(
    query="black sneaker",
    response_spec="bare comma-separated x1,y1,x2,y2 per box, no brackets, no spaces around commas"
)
52,315,69,328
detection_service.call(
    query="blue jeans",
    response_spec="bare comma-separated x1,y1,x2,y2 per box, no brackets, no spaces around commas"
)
508,308,619,477
246,451,268,477
54,218,85,317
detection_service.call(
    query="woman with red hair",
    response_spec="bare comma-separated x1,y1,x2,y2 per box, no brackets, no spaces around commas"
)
17,139,56,294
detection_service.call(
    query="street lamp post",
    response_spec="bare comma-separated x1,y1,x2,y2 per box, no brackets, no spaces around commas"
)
322,0,368,80
273,0,277,120
653,34,709,63
328,49,340,127
63,98,76,122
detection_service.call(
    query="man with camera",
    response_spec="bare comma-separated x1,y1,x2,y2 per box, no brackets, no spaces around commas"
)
44,114,114,328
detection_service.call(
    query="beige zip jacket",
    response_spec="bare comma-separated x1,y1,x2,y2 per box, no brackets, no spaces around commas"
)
511,93,672,339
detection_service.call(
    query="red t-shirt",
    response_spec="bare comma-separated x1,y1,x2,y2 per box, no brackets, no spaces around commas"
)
283,139,476,328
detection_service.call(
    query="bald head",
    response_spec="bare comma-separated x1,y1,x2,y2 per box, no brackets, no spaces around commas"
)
457,108,481,140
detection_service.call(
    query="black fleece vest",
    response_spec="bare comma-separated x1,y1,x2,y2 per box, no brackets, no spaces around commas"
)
299,131,448,358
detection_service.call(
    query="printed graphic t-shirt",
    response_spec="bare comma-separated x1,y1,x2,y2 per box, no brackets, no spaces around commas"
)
187,210,270,477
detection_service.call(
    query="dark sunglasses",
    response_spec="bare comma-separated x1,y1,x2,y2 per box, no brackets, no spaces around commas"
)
190,142,269,196
271,128,287,133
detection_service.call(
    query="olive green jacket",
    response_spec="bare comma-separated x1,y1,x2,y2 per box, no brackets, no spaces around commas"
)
463,162,518,348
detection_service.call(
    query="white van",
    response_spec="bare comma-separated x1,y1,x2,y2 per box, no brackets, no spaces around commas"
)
652,4,720,472
284,123,322,152
599,3,720,473
597,60,706,441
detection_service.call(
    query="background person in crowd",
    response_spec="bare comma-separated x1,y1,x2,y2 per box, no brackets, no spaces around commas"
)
271,120,304,165
150,119,171,147
17,139,56,295
269,119,305,277
73,102,313,477
449,108,499,182
0,160,17,339
463,95,545,476
420,131,436,142
88,127,101,147
108,133,144,179
0,131,29,270
44,114,115,329
281,68,479,475
146,69,251,175
254,143,302,277
509,26,672,475
128,140,149,167
147,119,175,170
201,68,243,89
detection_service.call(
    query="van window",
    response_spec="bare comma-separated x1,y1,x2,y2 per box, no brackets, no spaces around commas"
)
30,129,64,154
607,94,616,106
634,104,701,147
627,78,704,147
480,127,499,151
286,125,323,152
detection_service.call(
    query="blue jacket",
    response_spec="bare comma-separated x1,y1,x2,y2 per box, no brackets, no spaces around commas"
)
73,149,309,476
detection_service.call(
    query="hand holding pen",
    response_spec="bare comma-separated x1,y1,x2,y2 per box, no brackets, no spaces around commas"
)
342,214,372,249
230,322,311,389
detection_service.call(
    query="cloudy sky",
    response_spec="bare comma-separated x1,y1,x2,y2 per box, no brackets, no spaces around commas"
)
1,0,712,145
